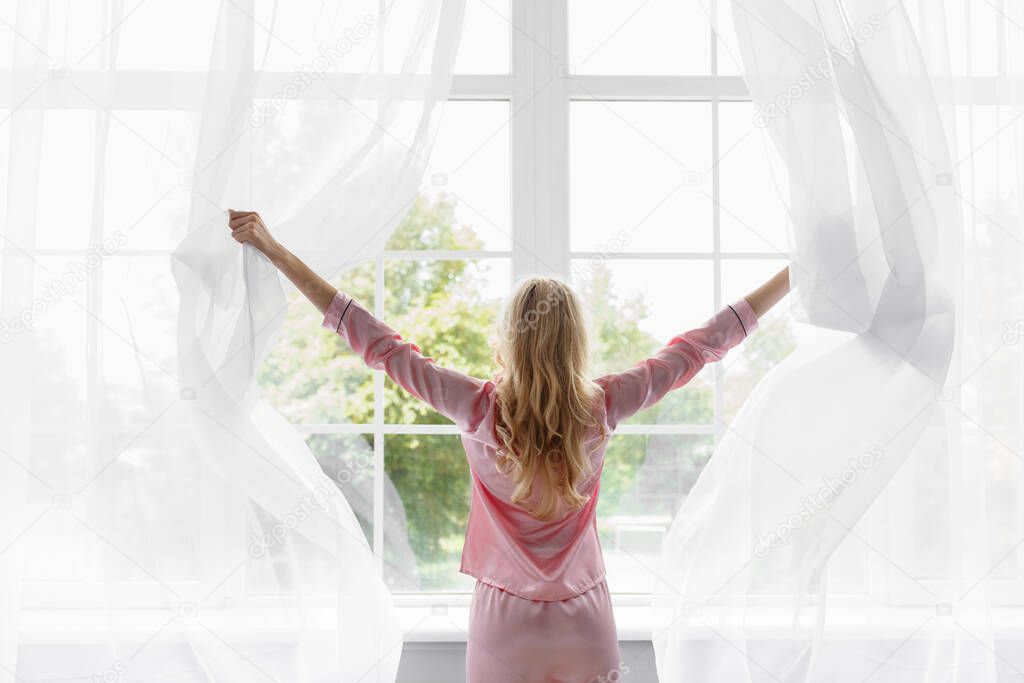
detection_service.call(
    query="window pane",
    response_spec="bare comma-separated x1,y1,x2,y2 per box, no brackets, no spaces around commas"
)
36,111,97,250
21,433,89,580
401,100,512,250
955,104,1024,424
571,102,713,253
0,110,9,217
30,256,91,426
256,0,475,75
454,0,510,74
885,428,958,580
569,0,711,75
980,432,1024,580
250,99,423,221
100,256,180,413
42,4,106,71
828,521,870,594
105,111,199,250
718,102,791,254
573,258,715,426
384,434,474,592
246,435,375,596
965,329,1024,429
260,263,376,424
308,433,375,547
254,0,380,73
33,0,217,70
0,11,13,67
598,434,715,592
383,257,509,424
251,100,509,252
937,0,1003,77
116,0,220,70
714,1,743,76
23,422,204,582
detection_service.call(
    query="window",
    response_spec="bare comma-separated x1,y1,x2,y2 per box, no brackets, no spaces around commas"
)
10,0,1018,614
257,0,799,600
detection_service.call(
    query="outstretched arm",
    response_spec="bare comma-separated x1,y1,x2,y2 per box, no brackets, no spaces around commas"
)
227,210,493,434
228,210,337,314
744,266,790,319
597,266,790,429
597,299,757,429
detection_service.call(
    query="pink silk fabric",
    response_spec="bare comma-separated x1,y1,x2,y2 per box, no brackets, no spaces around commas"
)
322,291,758,601
466,578,621,683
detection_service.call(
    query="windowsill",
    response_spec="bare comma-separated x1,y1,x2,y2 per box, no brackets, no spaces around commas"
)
398,604,653,642
17,605,1024,644
398,604,1024,642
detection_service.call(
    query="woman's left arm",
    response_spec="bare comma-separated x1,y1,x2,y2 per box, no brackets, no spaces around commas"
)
228,210,493,433
744,266,790,319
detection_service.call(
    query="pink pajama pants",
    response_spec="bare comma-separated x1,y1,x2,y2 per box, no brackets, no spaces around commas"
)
465,579,623,683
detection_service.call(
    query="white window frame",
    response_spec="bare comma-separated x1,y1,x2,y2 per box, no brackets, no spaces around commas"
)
6,0,1023,616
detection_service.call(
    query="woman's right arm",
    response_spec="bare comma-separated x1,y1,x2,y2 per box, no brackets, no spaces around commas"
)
228,210,493,434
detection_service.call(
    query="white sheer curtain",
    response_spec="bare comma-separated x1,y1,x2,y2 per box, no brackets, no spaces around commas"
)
0,1,463,681
655,1,1024,681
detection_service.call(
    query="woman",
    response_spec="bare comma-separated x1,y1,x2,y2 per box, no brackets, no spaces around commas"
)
228,210,790,682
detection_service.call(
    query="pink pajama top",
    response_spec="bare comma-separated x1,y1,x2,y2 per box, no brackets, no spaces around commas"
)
322,292,758,602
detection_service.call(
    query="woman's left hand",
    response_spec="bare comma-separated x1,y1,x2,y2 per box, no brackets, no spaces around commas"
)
227,209,337,314
228,210,281,258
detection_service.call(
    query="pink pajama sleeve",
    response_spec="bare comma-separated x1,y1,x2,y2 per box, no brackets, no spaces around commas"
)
322,291,493,433
597,298,759,428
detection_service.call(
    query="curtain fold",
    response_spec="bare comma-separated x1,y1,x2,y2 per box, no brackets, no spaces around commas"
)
0,0,464,680
655,1,1016,680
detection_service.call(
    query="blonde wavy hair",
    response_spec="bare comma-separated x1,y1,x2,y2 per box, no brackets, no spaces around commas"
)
492,276,607,520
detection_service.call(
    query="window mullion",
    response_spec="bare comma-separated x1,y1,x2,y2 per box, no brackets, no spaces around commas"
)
374,254,385,575
510,0,536,279
373,0,389,577
537,0,569,277
510,0,569,279
711,0,725,445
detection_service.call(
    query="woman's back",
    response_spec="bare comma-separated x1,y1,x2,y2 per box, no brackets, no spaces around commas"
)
460,386,610,600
